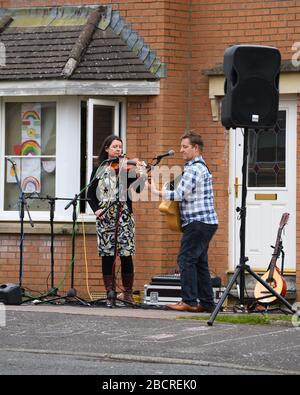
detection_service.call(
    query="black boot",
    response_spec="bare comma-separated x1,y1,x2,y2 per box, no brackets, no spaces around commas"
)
103,275,116,307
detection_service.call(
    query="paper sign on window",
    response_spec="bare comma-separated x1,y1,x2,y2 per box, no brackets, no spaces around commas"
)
21,103,41,154
21,158,41,193
20,103,41,193
6,158,21,183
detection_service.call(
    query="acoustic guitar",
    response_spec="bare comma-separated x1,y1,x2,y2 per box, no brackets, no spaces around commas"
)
158,176,182,233
254,213,289,304
158,199,182,232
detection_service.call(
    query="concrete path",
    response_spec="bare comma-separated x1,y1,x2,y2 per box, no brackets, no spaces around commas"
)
0,303,299,375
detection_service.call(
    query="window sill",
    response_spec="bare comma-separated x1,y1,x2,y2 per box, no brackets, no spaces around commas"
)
0,221,96,235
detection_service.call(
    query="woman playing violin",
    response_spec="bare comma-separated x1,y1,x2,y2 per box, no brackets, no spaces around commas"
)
87,135,146,307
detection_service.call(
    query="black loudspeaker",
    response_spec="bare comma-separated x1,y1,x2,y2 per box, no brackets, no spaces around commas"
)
0,283,22,305
221,45,281,129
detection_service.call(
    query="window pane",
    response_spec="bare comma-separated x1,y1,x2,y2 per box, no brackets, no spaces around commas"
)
92,105,114,167
4,102,56,211
248,111,286,187
80,101,118,214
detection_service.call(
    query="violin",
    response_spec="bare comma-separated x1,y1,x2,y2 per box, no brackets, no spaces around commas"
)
110,156,140,171
109,156,151,180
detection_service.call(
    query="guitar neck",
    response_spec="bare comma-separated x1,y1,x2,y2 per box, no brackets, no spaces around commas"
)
268,227,283,278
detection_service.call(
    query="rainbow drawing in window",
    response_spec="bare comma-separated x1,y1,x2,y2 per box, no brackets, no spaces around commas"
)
21,176,41,193
21,103,41,145
20,103,42,193
21,158,41,193
20,139,41,156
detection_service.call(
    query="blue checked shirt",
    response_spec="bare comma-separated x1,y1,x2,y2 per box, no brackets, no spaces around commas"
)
163,156,218,227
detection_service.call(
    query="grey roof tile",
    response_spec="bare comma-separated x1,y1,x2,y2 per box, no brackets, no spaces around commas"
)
110,10,120,30
126,32,138,50
139,45,150,62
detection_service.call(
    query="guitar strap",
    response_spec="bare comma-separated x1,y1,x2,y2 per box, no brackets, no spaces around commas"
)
181,159,211,178
193,159,211,174
169,160,211,190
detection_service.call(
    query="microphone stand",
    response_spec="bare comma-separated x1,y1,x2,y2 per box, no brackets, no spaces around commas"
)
24,195,82,302
49,196,56,293
64,194,91,304
36,195,91,306
6,158,34,293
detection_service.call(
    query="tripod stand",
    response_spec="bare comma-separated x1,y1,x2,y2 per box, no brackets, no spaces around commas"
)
6,158,34,293
36,194,90,306
207,128,296,326
20,195,61,303
25,195,89,302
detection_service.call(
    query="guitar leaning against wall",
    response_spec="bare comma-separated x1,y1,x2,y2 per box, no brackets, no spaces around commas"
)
254,212,289,305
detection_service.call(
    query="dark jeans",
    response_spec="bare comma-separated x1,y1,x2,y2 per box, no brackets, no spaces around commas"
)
178,221,218,307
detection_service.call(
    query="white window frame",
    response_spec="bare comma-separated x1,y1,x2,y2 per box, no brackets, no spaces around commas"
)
0,96,126,222
0,96,81,222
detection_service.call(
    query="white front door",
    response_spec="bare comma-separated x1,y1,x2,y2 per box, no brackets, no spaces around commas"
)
230,98,296,271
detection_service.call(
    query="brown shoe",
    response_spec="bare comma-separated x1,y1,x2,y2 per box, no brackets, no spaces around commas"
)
166,301,199,312
197,305,215,313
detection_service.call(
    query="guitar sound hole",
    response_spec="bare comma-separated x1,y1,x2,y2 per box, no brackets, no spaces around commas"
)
267,279,277,288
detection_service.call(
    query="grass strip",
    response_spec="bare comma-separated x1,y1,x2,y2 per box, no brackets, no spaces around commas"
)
178,313,293,325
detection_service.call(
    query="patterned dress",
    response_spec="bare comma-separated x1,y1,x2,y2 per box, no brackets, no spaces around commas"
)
88,165,140,256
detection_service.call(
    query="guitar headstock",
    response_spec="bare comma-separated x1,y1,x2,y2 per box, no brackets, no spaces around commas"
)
279,212,290,229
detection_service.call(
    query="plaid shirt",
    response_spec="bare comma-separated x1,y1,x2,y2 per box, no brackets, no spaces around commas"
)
163,156,218,227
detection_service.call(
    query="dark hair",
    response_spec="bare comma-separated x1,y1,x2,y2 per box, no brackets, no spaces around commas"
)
181,130,204,151
98,135,123,164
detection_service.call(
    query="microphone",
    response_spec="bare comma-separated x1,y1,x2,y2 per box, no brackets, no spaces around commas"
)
155,150,175,160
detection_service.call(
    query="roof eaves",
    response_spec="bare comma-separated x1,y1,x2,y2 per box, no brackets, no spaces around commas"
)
0,6,94,27
203,60,300,76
